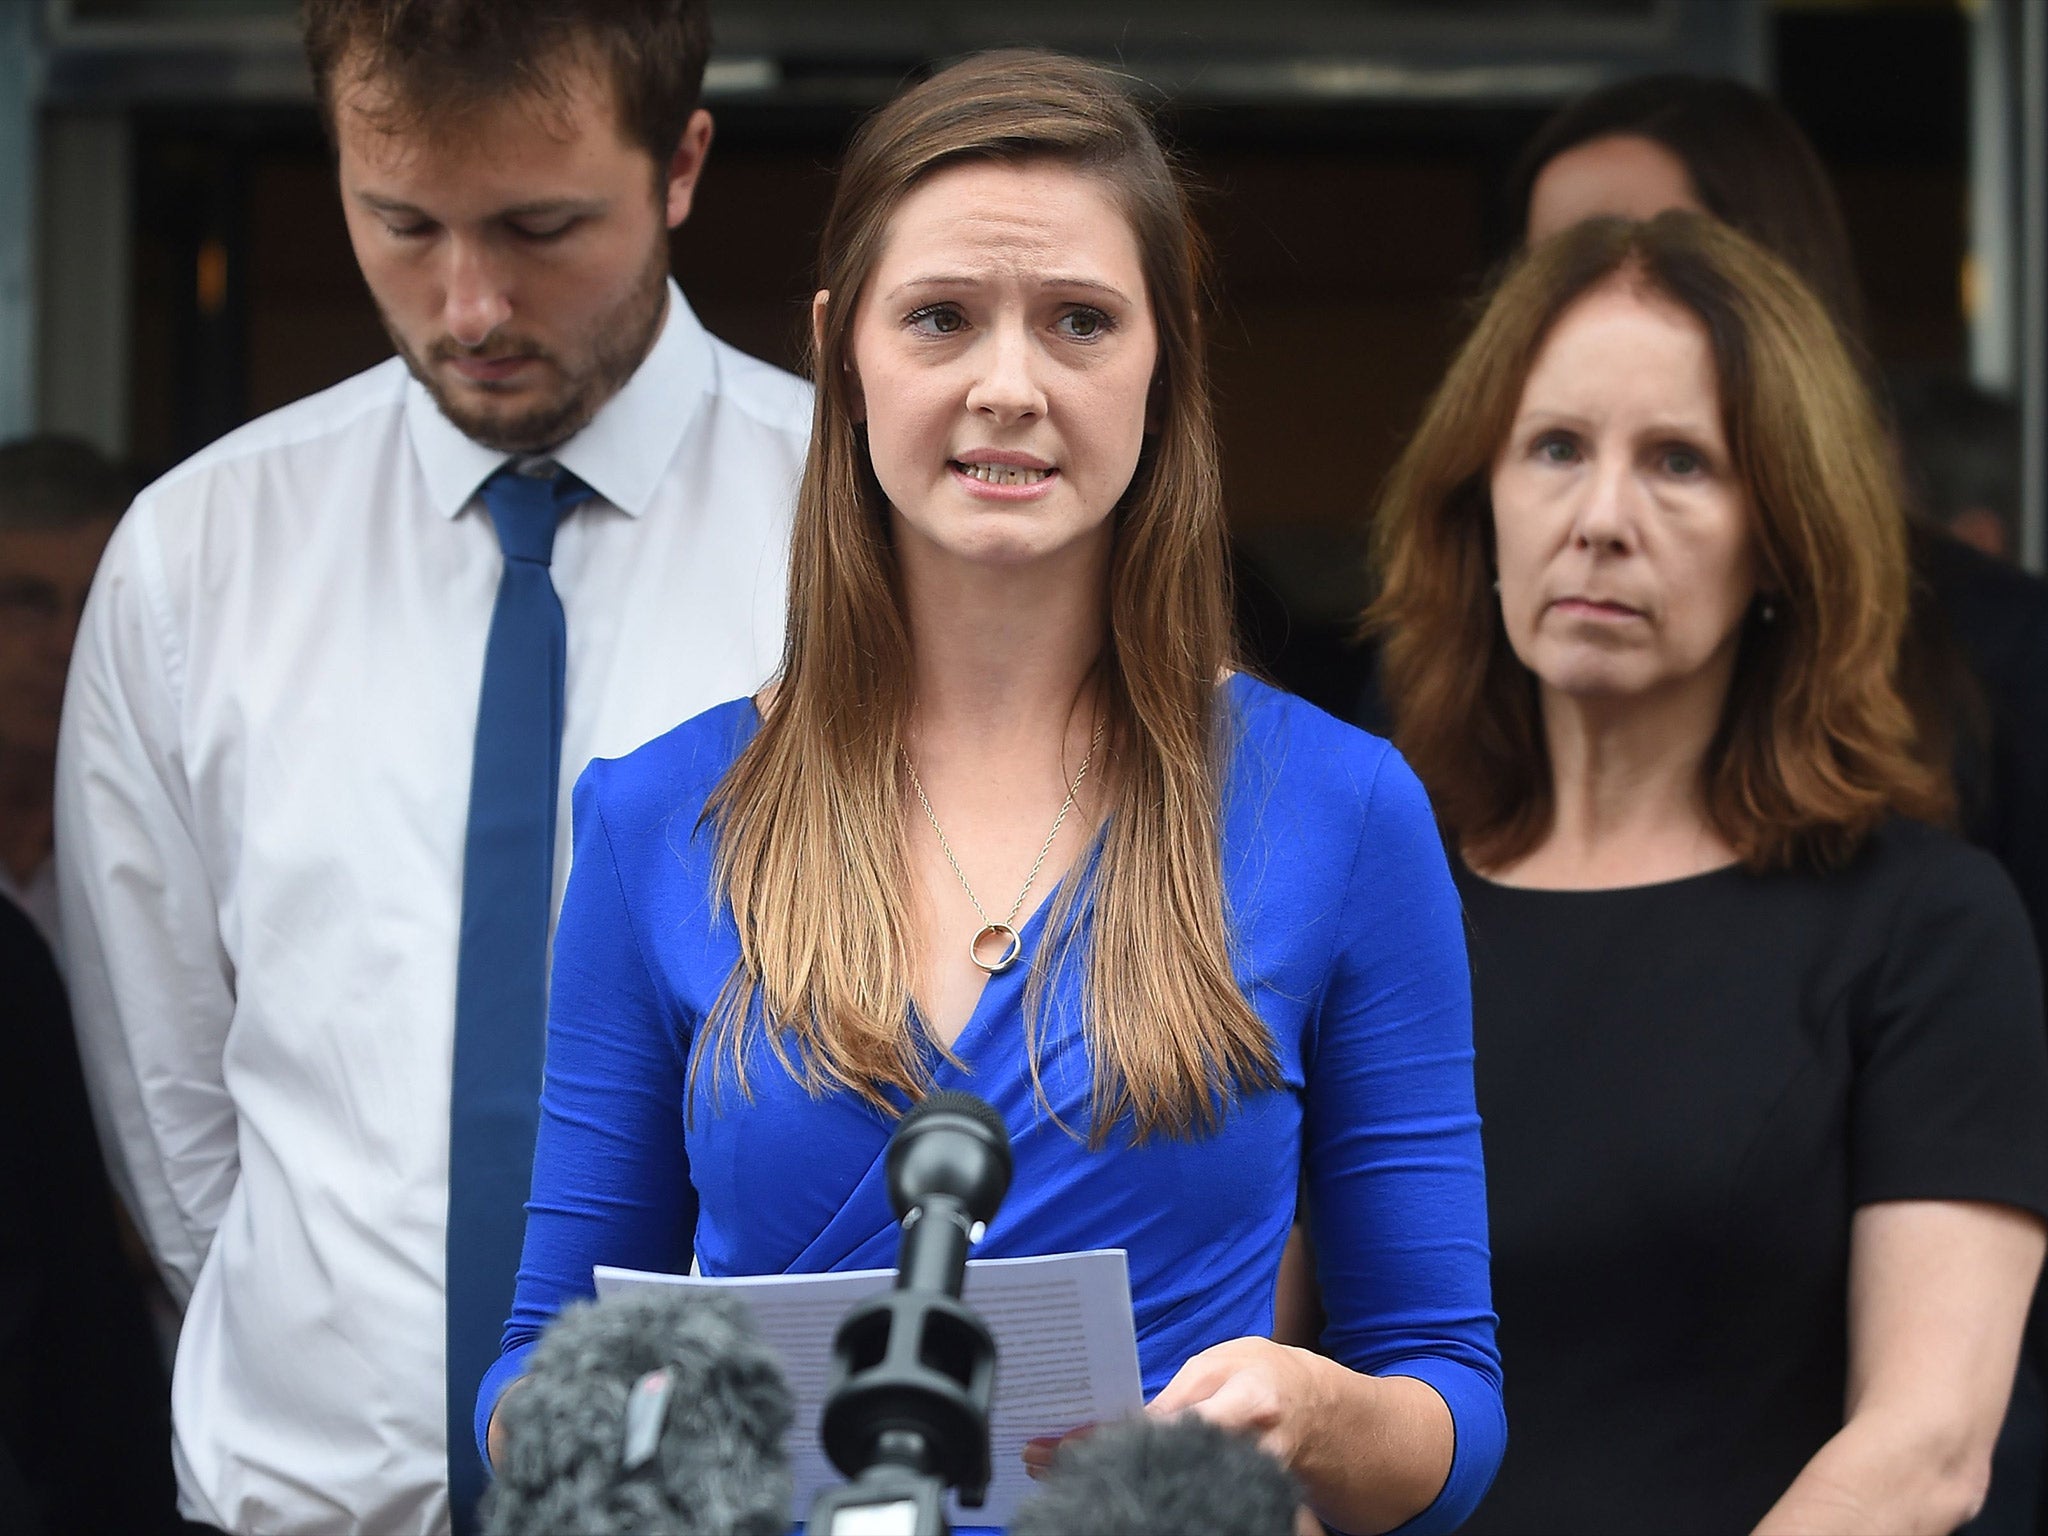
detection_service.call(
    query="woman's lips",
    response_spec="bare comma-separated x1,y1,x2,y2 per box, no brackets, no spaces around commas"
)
1550,596,1644,621
949,459,1060,500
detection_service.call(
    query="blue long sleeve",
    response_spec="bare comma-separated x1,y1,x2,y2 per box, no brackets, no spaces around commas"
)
478,682,1503,1525
1298,744,1503,1531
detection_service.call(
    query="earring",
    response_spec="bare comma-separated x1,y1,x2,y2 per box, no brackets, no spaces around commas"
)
1491,577,1501,594
1759,597,1778,624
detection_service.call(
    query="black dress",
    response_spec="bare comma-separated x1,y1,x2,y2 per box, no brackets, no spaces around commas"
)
1458,820,2048,1535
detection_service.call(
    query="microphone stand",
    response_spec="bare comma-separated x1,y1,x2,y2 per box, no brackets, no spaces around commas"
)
810,1096,1009,1536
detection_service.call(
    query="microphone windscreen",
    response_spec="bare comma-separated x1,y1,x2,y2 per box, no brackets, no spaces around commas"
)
482,1288,793,1536
1008,1415,1303,1536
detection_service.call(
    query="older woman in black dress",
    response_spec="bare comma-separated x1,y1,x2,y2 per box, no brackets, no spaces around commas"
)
1364,212,2048,1533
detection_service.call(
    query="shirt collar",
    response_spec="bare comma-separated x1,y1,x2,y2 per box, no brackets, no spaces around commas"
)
407,278,714,520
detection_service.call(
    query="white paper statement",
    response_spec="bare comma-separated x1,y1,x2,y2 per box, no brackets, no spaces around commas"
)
593,1248,1145,1528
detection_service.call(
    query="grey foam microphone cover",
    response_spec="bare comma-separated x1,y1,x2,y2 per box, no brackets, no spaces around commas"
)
1008,1414,1304,1536
482,1287,794,1536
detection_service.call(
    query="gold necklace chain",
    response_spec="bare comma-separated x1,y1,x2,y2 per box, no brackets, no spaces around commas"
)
903,716,1104,975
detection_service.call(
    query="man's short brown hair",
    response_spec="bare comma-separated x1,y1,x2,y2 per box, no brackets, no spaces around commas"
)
302,0,712,167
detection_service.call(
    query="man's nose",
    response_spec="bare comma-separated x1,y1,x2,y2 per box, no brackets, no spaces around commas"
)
442,240,513,348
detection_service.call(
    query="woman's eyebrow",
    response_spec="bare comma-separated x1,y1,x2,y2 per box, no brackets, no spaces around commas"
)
881,274,1132,302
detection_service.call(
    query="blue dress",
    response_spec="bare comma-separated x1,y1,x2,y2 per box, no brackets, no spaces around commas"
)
479,675,1503,1531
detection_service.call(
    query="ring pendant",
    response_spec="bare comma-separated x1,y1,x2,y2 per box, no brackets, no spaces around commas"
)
971,923,1024,975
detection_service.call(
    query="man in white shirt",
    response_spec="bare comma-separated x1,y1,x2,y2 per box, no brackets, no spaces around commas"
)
54,3,809,1531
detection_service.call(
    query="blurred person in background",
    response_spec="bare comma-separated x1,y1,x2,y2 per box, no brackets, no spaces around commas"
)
1514,76,1865,334
53,1,810,1531
0,435,123,964
0,434,181,1536
1893,374,2023,562
1367,211,2048,1534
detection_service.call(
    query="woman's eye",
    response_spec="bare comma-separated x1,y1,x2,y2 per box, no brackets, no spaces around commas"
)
907,305,966,336
1535,434,1578,465
1057,307,1114,340
1661,446,1705,477
386,222,434,241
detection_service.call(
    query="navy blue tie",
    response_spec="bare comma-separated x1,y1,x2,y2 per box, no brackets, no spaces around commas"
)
446,462,594,1534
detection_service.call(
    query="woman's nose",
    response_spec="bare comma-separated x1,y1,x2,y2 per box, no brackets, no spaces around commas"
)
1571,462,1638,552
964,323,1048,423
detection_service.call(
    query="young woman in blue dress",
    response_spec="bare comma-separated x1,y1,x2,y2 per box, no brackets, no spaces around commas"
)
479,50,1503,1532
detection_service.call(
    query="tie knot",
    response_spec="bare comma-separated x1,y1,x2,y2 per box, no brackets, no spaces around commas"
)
480,463,596,564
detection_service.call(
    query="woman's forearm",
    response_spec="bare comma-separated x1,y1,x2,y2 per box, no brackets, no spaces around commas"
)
1289,1354,1455,1535
1752,1407,1990,1536
1760,1202,2048,1535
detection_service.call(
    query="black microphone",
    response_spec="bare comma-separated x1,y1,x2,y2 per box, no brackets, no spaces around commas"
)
482,1287,794,1536
882,1089,1013,1296
1008,1415,1305,1536
811,1090,1014,1535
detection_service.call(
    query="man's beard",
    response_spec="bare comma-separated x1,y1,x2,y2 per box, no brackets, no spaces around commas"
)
383,235,671,455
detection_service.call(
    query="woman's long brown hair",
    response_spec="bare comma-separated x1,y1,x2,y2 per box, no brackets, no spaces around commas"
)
699,51,1276,1145
1367,213,1950,874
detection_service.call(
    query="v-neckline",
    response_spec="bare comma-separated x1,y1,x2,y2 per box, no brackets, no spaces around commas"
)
737,695,1103,1069
917,833,1102,1067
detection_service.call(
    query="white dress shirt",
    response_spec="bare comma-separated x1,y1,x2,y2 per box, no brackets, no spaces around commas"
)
55,285,810,1535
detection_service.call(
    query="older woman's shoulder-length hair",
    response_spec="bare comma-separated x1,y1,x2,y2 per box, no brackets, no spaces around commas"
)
1367,211,1949,874
705,49,1275,1145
